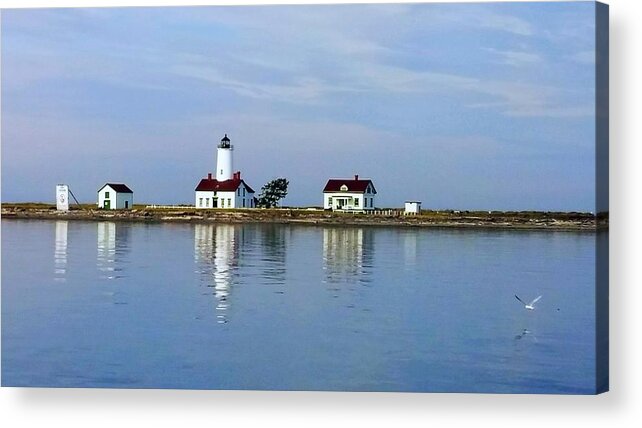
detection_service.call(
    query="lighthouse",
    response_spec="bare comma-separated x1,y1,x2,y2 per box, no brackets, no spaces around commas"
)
195,133,256,209
216,134,233,181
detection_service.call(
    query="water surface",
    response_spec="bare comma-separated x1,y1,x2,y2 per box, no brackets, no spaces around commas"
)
2,219,598,393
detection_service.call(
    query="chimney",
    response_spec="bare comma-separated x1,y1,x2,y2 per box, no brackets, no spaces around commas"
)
207,173,212,180
234,171,241,180
354,174,359,181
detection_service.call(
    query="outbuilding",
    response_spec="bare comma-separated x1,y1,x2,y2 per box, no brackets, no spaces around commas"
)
404,201,422,215
323,174,377,212
97,183,134,209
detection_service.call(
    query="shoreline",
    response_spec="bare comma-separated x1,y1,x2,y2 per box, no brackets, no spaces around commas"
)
1,205,607,232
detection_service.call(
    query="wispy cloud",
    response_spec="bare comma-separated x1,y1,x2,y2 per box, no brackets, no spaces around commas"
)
2,4,592,118
473,10,535,36
571,50,596,65
170,48,590,119
406,4,536,37
170,63,349,104
485,48,542,66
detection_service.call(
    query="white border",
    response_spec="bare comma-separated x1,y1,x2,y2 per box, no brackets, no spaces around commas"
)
1,1,641,427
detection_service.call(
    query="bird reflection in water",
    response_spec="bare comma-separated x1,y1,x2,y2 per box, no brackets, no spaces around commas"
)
514,328,538,343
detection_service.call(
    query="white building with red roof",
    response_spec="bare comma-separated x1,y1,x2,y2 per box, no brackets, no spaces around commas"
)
323,174,377,212
195,134,256,209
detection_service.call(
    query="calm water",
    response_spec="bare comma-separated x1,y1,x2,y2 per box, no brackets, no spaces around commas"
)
2,219,599,393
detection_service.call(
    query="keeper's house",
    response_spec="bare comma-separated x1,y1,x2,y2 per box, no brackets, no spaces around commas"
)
97,183,133,209
323,175,377,212
195,171,255,209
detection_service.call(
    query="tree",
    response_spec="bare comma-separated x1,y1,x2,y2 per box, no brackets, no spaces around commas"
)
257,178,289,208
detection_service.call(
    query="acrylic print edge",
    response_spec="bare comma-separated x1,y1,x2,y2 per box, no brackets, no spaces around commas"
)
595,0,609,395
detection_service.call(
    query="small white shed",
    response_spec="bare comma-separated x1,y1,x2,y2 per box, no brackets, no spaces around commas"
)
98,183,134,210
404,201,421,215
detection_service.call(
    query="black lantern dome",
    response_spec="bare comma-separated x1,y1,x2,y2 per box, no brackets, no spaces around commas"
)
218,133,231,149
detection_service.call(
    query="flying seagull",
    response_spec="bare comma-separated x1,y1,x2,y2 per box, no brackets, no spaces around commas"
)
515,295,542,311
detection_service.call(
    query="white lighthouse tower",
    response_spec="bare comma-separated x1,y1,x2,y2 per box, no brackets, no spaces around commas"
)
216,134,233,181
195,133,255,209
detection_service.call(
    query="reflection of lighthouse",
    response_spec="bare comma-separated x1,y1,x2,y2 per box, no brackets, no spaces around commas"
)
213,225,236,309
194,223,238,323
216,133,233,181
54,220,68,281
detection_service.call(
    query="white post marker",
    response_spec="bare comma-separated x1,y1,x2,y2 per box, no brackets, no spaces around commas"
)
56,184,69,211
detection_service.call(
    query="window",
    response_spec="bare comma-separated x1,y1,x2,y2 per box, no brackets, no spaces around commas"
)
105,191,110,199
355,198,359,207
243,199,246,208
243,188,246,197
228,198,232,207
220,169,223,175
328,197,333,206
237,188,240,196
205,198,209,207
199,198,203,207
340,184,348,191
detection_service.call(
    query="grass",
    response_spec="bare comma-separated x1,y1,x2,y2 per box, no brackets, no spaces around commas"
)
2,202,599,220
3,202,56,209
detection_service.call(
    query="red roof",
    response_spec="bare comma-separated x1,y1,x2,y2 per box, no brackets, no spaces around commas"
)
323,176,376,194
195,178,255,193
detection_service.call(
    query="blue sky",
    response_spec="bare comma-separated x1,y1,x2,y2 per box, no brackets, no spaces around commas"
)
1,2,598,210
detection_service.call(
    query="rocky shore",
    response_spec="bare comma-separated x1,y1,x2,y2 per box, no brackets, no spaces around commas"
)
1,204,606,231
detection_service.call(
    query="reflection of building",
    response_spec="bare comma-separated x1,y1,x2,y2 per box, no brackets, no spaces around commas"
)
260,224,287,284
194,224,239,323
323,174,377,212
97,222,130,279
322,227,373,284
194,223,216,260
402,231,418,268
54,220,68,281
97,222,116,279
